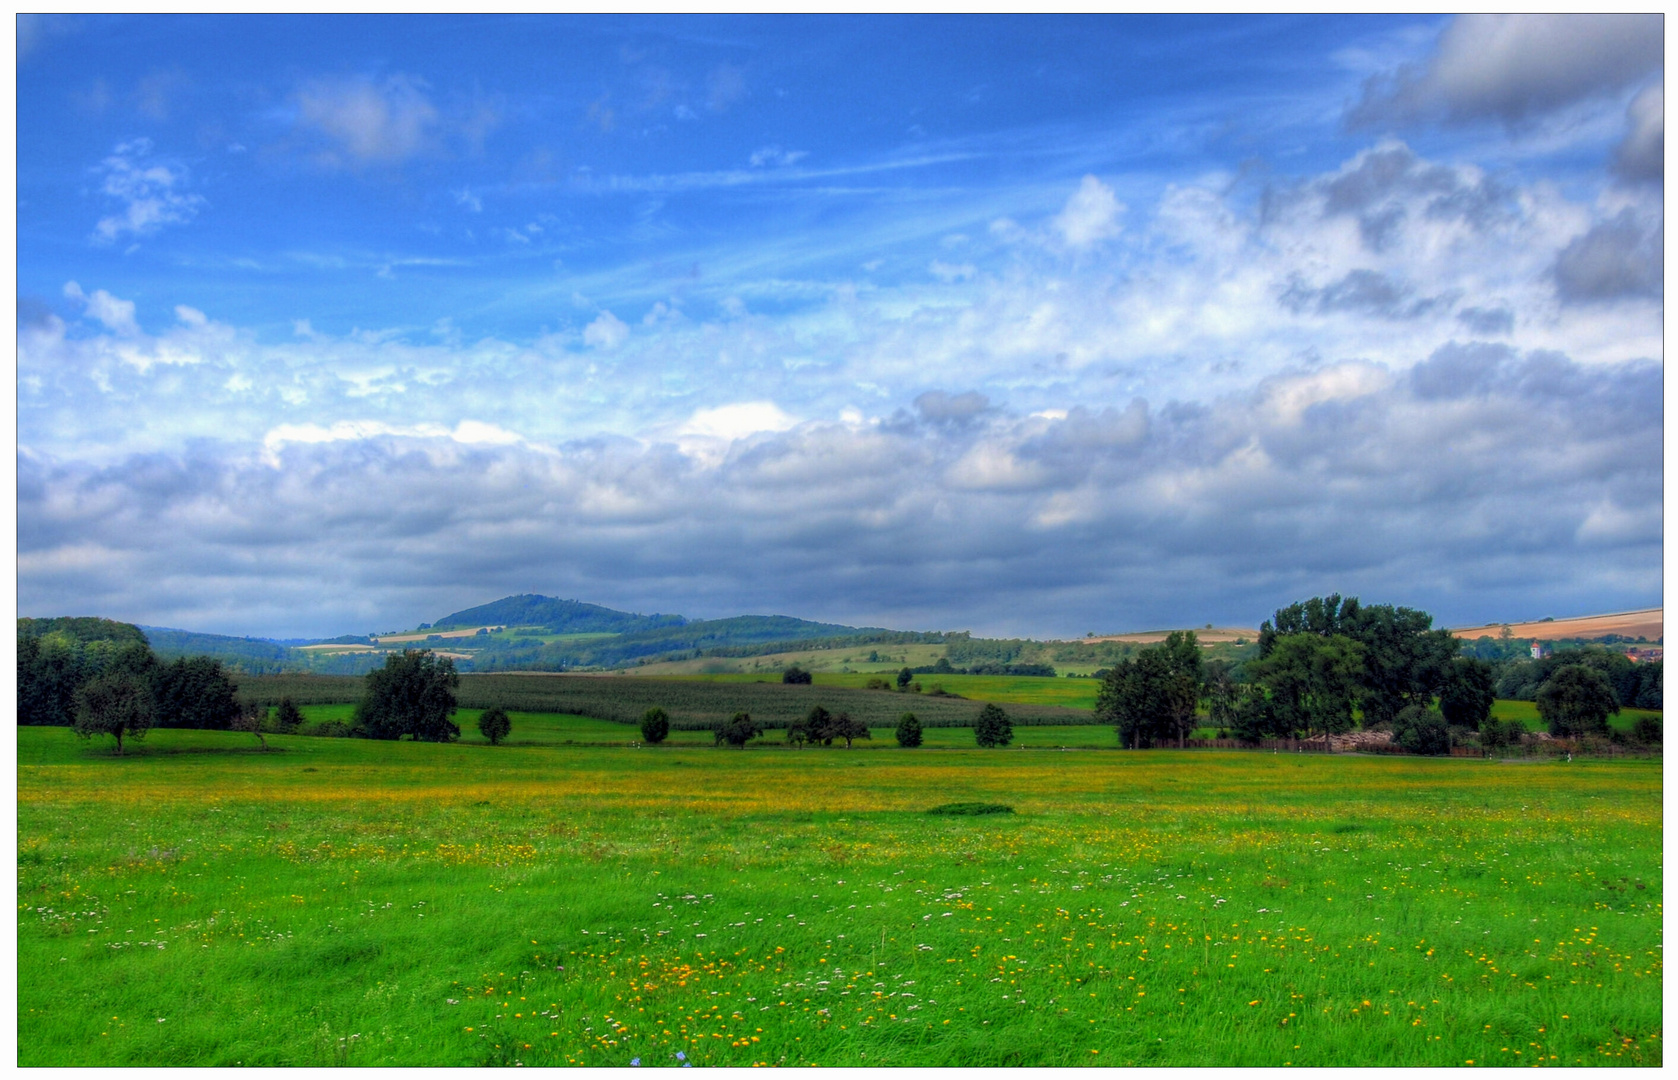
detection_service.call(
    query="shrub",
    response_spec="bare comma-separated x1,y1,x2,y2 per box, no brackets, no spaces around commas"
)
310,719,352,738
640,707,670,745
1393,704,1451,756
1479,716,1523,752
897,667,913,690
928,802,1013,815
1633,715,1662,744
782,666,813,685
478,706,512,745
974,703,1013,748
895,712,923,748
865,677,891,690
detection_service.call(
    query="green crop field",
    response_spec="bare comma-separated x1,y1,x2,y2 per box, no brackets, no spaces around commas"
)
661,672,1103,709
18,725,1660,1067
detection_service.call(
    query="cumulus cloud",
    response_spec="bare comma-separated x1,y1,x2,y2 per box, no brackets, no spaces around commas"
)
294,74,440,166
582,309,630,349
63,281,139,336
1053,174,1123,248
1350,14,1664,127
1552,210,1663,303
17,347,1659,638
90,138,204,243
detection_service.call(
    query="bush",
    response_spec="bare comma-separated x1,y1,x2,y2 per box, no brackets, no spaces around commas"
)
974,703,1013,748
896,667,913,690
928,802,1013,815
310,719,352,738
865,677,891,690
895,712,923,748
1633,715,1662,744
1479,716,1523,752
782,666,813,685
640,707,670,744
478,706,512,745
1393,704,1451,756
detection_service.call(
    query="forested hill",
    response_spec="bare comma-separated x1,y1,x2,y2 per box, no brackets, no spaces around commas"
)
428,595,685,634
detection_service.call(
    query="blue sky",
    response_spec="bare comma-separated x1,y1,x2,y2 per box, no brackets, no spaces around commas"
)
17,15,1664,638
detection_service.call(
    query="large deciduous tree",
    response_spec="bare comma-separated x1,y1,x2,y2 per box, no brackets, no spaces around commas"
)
353,649,461,742
1243,633,1365,740
154,655,241,730
1535,664,1619,738
1095,631,1203,748
1437,657,1496,730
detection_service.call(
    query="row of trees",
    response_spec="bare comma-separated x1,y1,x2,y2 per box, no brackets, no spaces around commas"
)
636,701,1012,748
1095,595,1647,752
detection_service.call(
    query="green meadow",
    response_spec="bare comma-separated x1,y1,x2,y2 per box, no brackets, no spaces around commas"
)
18,724,1661,1067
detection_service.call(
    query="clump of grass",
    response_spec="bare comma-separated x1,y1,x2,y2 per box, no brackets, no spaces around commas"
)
928,801,1014,815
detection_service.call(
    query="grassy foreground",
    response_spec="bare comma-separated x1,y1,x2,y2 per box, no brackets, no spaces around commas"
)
18,727,1661,1067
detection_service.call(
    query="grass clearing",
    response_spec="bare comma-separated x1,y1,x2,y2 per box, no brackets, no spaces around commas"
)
18,725,1661,1067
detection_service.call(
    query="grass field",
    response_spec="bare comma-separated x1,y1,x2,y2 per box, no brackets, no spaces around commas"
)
18,725,1660,1067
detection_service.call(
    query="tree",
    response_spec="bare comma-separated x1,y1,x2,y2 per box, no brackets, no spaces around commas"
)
1259,595,1460,726
1479,716,1523,753
274,697,304,734
154,655,241,730
973,703,1013,748
353,649,460,742
718,711,762,748
640,707,670,745
230,702,270,751
782,665,813,685
896,667,913,690
72,671,155,754
1206,663,1239,733
1393,704,1451,755
894,712,923,748
1230,685,1280,744
797,704,832,746
1437,657,1496,730
1094,632,1202,748
1535,664,1619,738
478,706,512,745
1244,633,1365,739
823,711,870,749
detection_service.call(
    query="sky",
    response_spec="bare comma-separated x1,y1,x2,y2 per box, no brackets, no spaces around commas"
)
16,14,1665,639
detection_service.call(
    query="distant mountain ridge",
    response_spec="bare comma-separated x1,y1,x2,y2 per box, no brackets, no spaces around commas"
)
429,594,685,635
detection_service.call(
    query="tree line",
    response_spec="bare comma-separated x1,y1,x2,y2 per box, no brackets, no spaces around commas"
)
1094,595,1658,753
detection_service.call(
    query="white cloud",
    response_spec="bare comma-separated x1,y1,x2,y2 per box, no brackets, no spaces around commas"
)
676,401,799,442
90,138,204,243
295,74,439,166
749,145,808,168
582,310,630,349
63,281,139,336
1053,174,1123,248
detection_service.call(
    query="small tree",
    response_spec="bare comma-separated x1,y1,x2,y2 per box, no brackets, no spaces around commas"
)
719,711,762,748
895,712,923,748
1536,664,1619,738
231,702,270,751
973,703,1012,748
274,697,304,734
640,707,670,745
73,671,155,754
1393,704,1451,755
1633,715,1662,744
802,705,832,746
823,711,871,748
478,706,512,745
896,667,913,690
782,665,813,685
